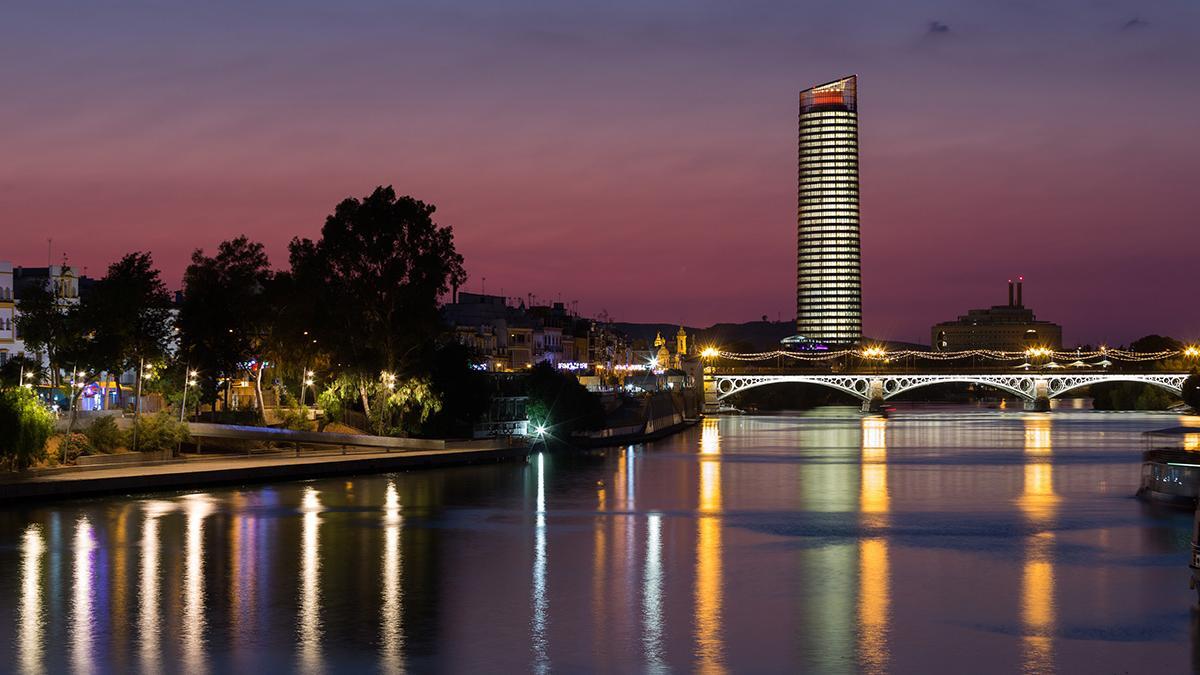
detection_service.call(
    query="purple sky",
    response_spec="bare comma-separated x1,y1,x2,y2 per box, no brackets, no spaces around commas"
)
4,1,1198,345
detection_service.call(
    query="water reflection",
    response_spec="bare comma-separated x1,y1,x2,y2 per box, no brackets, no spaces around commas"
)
1,411,1194,672
183,495,213,674
858,416,890,672
229,495,260,657
71,517,95,675
1021,416,1057,673
140,501,172,675
19,525,45,675
380,481,405,674
298,487,323,673
695,418,725,674
643,512,665,672
532,453,549,673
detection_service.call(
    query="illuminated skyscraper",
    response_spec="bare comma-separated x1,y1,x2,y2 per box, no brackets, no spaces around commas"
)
796,75,861,345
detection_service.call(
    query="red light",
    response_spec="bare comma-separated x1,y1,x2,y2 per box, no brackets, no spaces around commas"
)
812,90,843,106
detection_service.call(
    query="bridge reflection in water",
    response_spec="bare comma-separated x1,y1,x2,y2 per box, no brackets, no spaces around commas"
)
695,418,725,674
858,416,890,673
1020,416,1058,673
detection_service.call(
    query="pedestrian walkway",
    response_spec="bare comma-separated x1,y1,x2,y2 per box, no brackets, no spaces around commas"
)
0,440,529,503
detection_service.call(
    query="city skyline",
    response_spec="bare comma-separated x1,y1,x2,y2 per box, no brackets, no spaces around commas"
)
4,1,1199,345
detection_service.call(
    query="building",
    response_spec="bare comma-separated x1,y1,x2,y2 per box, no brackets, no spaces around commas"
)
0,262,15,367
932,278,1063,352
796,75,862,346
442,292,594,371
0,261,90,367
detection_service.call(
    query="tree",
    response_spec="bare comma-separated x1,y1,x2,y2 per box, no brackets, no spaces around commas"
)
1130,335,1182,353
0,354,44,388
526,362,603,440
1183,372,1200,412
82,252,174,411
14,278,80,388
419,342,493,438
179,237,273,416
290,186,466,431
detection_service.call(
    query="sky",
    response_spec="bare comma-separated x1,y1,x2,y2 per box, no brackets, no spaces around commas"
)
3,0,1199,346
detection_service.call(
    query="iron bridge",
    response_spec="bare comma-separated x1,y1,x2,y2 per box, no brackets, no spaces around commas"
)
706,372,1189,411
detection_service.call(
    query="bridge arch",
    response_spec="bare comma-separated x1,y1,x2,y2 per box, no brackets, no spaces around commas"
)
879,376,1034,401
712,375,870,401
1044,374,1186,399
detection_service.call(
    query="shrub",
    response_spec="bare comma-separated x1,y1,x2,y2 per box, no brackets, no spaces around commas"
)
58,432,93,464
277,406,315,432
0,387,55,471
126,411,190,454
86,415,124,454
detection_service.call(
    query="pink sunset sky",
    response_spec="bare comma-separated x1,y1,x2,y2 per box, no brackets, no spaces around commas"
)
3,1,1198,345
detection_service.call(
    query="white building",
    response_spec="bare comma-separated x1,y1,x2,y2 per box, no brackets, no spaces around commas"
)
0,262,16,367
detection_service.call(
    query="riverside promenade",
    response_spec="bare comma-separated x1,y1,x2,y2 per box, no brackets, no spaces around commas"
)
0,437,530,503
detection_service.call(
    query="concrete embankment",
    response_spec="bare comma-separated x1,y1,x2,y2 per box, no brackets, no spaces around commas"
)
572,390,702,448
0,441,529,504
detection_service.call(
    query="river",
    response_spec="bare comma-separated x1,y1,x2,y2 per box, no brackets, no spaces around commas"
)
2,405,1199,673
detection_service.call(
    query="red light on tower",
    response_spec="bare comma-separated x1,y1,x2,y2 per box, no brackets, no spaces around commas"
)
812,89,844,106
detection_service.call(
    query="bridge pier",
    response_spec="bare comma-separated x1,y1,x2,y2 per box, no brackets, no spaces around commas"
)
861,378,885,414
703,376,721,414
1023,378,1051,412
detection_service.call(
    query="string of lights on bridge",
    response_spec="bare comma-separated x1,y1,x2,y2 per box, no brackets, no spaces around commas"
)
703,345,1200,363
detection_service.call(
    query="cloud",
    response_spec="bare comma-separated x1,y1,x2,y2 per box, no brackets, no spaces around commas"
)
927,20,951,35
1122,17,1148,30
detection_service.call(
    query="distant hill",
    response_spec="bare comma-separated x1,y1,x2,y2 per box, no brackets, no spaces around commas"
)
612,320,796,351
612,320,929,352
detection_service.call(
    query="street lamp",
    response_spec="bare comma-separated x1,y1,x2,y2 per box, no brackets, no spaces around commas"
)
303,370,315,407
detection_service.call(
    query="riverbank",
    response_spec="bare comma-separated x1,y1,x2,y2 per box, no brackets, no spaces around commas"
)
571,389,702,448
0,440,529,503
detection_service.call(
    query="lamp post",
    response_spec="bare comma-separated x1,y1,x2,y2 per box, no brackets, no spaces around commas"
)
180,368,198,423
177,369,197,458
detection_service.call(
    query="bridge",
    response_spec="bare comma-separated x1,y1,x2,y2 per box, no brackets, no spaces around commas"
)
704,371,1189,412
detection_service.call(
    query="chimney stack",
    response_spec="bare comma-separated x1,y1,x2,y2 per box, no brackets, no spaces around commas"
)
1016,276,1024,306
1008,279,1014,307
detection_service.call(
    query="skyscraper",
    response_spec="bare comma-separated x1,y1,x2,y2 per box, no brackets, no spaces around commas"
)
796,75,861,345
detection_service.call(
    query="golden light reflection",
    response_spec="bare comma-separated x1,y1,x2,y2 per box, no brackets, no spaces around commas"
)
860,417,889,517
858,538,889,672
1022,533,1056,673
380,481,405,675
1019,417,1058,524
19,524,45,675
1020,417,1057,672
695,418,725,674
140,501,172,675
592,484,608,657
299,487,323,674
858,416,890,672
1185,433,1200,452
183,495,213,675
71,517,94,675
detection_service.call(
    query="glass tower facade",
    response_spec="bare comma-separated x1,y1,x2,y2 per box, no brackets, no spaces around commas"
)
797,75,861,345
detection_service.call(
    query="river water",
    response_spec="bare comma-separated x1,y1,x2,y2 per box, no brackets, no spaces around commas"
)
2,406,1200,673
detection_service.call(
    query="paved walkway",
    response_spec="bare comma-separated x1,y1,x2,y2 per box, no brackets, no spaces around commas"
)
0,442,529,503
